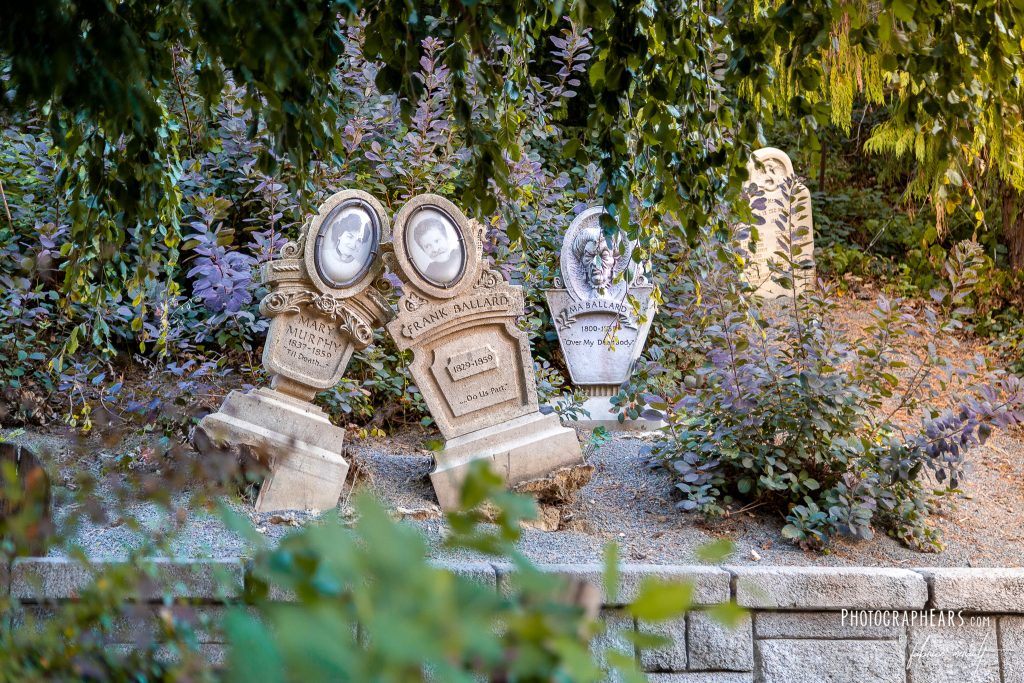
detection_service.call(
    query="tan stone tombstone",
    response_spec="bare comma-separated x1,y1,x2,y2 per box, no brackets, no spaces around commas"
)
197,189,394,513
743,147,816,297
385,193,583,510
544,206,660,430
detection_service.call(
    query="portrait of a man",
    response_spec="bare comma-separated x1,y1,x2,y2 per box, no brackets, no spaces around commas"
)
407,209,464,286
316,204,376,288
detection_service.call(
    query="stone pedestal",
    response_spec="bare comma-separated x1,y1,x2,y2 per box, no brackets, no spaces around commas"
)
562,385,666,432
197,388,349,512
430,412,582,510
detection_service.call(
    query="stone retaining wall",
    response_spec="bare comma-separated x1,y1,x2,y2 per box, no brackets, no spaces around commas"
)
4,559,1023,682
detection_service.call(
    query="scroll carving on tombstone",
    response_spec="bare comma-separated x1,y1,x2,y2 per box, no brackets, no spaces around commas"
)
742,147,816,298
385,193,583,510
544,206,660,430
195,189,394,513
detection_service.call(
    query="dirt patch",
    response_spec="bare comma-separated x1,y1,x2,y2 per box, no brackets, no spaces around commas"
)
513,464,595,532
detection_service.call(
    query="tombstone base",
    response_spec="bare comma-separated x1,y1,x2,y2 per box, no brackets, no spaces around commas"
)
561,395,666,432
430,411,583,511
196,388,348,513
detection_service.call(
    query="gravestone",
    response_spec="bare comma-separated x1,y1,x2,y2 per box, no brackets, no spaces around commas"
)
743,147,816,297
197,189,394,512
544,206,659,430
385,193,583,510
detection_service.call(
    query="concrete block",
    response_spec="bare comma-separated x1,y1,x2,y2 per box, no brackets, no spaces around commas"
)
754,611,904,640
757,639,904,682
430,412,583,511
687,611,752,672
429,560,497,589
730,566,927,610
907,617,1000,683
560,394,666,432
11,557,244,602
590,609,636,682
107,642,225,665
495,564,730,608
199,387,350,514
919,568,1024,612
1002,616,1024,683
637,615,687,672
10,558,92,601
252,579,296,603
13,604,230,643
618,566,731,607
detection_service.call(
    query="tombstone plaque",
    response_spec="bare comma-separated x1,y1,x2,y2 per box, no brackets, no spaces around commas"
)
385,194,583,510
743,147,816,297
197,190,394,512
544,206,659,430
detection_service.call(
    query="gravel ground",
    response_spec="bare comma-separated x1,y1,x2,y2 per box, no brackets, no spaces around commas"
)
355,429,1024,568
7,423,1023,568
4,284,1022,567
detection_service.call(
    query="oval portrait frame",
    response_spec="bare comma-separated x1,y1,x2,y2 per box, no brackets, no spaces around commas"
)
392,194,481,300
561,206,634,303
304,189,390,298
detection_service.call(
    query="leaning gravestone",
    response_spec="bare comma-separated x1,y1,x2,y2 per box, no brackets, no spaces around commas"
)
544,206,659,430
197,189,394,512
743,147,816,297
385,193,583,510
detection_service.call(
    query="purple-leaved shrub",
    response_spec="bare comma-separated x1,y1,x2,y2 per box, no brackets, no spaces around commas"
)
186,243,254,315
0,14,599,428
644,176,1024,551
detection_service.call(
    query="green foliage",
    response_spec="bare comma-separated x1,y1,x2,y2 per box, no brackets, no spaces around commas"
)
732,0,1024,230
0,439,744,681
767,112,1024,378
1,0,1022,563
1,0,349,324
643,177,1024,552
4,1,1023,439
1,16,598,430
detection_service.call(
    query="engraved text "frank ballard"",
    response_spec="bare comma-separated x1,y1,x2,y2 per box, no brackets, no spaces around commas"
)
402,294,511,338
